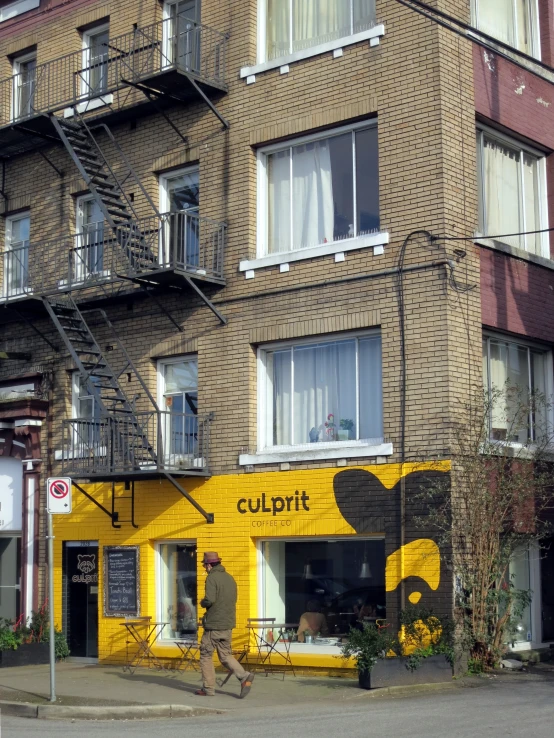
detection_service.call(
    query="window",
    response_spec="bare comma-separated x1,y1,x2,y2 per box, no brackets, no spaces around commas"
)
474,0,539,57
159,167,200,268
0,0,40,23
507,546,532,642
477,129,547,257
259,123,379,257
158,357,199,466
158,541,197,640
12,52,36,121
163,1,200,71
482,334,551,443
264,0,376,61
82,24,109,97
260,538,385,642
4,212,30,297
75,196,105,277
259,332,382,449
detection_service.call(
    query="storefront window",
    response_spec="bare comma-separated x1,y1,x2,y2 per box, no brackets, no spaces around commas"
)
261,538,385,637
158,542,197,639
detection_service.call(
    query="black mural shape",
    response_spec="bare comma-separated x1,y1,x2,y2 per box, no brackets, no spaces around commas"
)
333,468,449,534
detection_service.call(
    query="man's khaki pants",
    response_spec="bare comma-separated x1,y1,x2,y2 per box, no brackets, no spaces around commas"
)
200,629,248,694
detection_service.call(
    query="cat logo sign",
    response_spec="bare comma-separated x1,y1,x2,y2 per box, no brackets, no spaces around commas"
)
47,478,72,514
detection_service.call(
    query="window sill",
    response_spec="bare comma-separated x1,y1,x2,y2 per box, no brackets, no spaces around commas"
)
239,439,392,465
475,236,554,271
64,94,114,117
58,271,112,288
467,30,551,82
239,24,385,80
239,232,389,275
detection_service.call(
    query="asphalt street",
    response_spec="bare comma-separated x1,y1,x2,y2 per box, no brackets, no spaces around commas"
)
1,677,552,738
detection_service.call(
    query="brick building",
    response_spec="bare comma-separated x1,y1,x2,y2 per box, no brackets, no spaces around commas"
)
0,0,547,666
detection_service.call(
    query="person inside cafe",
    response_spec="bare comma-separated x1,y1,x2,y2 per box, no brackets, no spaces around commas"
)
297,600,329,642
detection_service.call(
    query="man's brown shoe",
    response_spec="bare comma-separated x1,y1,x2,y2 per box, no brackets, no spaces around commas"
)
240,672,255,699
195,689,215,696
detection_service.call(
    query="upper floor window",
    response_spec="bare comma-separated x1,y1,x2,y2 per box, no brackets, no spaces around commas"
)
482,334,551,443
159,166,200,268
474,0,539,57
158,357,198,464
0,0,40,23
265,0,376,61
75,195,105,277
258,122,379,256
258,332,382,449
477,128,547,257
82,23,109,97
163,0,200,70
4,212,30,297
12,52,36,121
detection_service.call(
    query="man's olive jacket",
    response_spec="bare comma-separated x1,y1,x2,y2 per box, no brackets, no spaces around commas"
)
200,564,237,630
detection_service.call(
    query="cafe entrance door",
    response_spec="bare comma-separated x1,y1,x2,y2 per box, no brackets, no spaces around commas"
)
63,541,99,658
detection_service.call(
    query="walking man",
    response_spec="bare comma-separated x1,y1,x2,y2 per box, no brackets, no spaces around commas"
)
195,552,254,698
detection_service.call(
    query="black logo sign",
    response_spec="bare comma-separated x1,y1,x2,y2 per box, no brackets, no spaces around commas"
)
237,490,310,516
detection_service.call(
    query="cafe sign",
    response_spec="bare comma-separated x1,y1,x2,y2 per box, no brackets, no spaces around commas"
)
237,490,310,516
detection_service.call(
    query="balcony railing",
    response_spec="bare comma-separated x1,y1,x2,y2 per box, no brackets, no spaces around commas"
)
0,209,225,301
61,411,211,477
0,16,227,128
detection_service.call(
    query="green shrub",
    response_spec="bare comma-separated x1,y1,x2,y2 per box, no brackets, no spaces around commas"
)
340,623,397,674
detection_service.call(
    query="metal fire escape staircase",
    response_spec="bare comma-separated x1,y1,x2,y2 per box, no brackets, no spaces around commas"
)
43,296,214,523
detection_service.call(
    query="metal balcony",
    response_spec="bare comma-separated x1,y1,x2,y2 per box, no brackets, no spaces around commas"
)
61,411,211,479
0,16,228,157
0,209,225,308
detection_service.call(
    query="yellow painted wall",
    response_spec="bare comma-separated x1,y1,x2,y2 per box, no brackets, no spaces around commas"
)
53,461,450,669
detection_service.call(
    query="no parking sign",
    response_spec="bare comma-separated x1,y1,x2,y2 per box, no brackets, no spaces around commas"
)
47,477,72,514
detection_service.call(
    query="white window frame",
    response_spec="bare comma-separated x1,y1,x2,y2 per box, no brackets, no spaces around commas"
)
482,331,554,446
64,22,114,115
162,1,200,69
157,355,200,468
11,51,36,122
240,3,384,78
472,0,541,59
476,125,548,258
155,539,197,643
243,120,388,273
73,194,110,282
240,330,392,465
257,535,385,655
158,165,199,215
4,211,31,298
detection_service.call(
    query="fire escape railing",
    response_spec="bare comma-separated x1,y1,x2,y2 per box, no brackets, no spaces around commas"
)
61,411,211,477
0,209,226,302
0,16,228,128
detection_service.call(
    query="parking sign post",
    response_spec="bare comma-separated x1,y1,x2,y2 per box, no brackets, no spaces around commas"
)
46,478,72,703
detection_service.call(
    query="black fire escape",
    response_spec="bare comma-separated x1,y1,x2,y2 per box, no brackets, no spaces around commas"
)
0,14,230,524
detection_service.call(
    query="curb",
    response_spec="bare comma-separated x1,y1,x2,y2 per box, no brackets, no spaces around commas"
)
0,700,225,721
352,678,483,699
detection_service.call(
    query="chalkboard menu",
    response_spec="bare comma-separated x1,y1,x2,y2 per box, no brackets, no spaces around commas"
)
103,546,140,617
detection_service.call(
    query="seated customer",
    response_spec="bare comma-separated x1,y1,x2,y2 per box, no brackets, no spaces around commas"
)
297,600,329,642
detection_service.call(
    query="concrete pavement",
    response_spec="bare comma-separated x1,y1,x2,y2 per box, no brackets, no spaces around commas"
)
1,675,553,737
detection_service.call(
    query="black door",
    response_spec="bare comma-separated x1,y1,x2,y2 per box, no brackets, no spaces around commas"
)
541,538,554,642
63,543,99,658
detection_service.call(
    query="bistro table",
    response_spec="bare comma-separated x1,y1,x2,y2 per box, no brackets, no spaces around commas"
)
247,620,296,678
120,618,168,673
174,638,201,672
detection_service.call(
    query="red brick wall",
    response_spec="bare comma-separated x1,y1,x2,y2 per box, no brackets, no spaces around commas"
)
480,247,554,343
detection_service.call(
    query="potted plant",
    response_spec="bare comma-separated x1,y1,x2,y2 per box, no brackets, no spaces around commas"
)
340,623,397,689
0,604,70,667
338,418,354,441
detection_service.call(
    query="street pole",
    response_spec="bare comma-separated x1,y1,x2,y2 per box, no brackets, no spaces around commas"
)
47,512,56,703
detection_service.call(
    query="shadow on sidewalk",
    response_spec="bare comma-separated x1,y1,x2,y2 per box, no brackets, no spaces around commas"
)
106,669,244,700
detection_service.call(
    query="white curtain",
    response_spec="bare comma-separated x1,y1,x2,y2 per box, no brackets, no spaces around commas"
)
477,0,514,47
358,336,382,439
268,150,291,253
515,0,531,53
483,136,521,248
292,340,356,444
353,0,376,31
488,340,529,441
522,152,540,255
293,0,350,49
267,0,291,59
292,140,334,250
273,350,292,445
